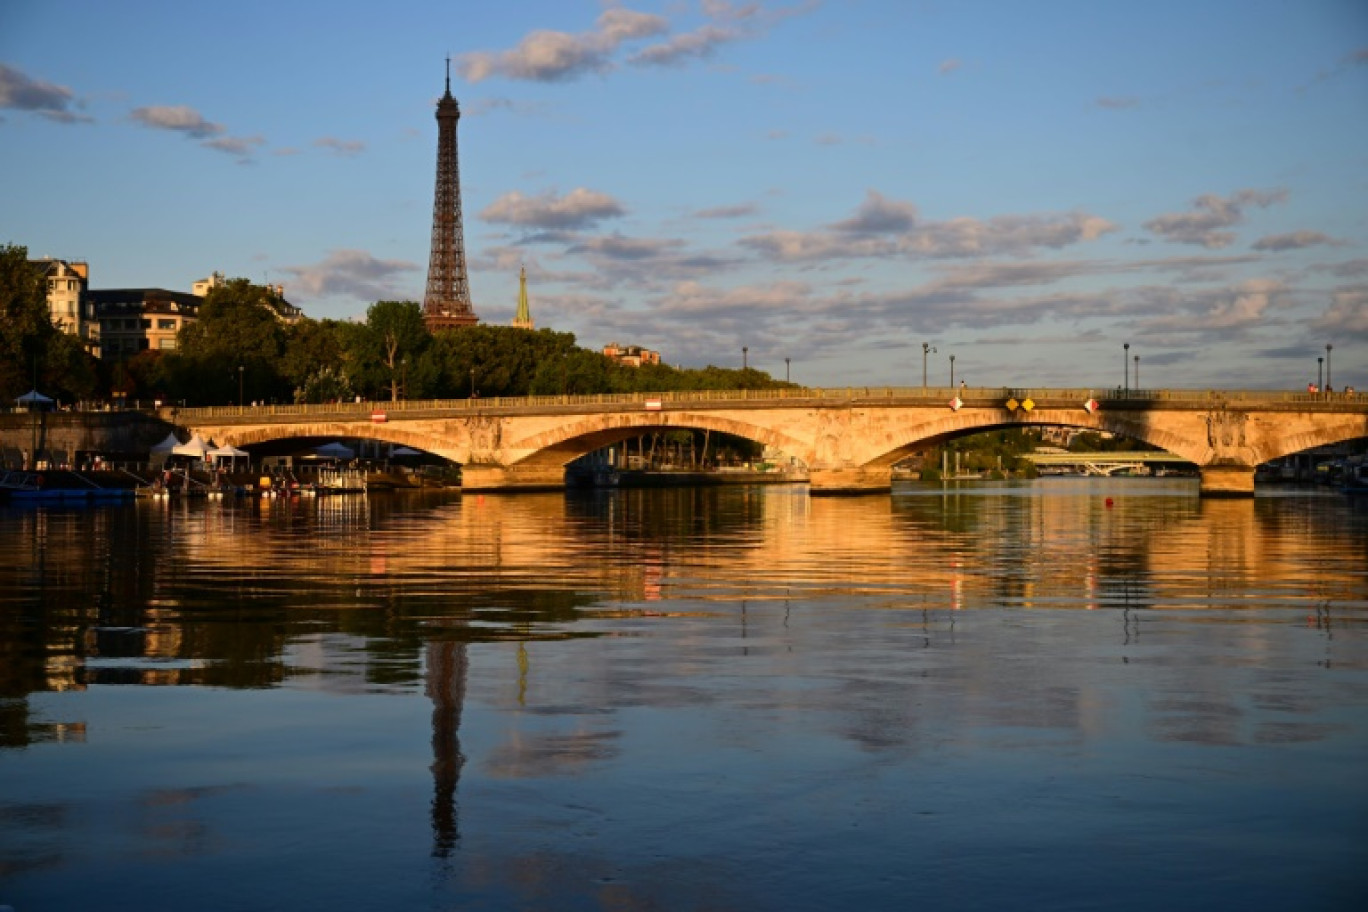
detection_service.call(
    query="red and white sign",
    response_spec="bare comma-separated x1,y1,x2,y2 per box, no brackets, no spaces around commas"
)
948,397,963,412
1083,399,1099,414
644,398,663,411
370,410,388,423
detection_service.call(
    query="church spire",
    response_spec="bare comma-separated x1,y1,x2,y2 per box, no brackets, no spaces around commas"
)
512,265,534,330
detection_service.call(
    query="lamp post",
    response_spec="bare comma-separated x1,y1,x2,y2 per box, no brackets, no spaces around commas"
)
949,354,956,388
1123,343,1130,393
238,364,244,407
1318,357,1324,392
785,357,790,383
742,346,748,370
1134,354,1140,391
470,366,477,399
1326,343,1333,390
922,342,936,390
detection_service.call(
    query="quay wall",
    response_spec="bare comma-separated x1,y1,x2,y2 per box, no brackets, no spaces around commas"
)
0,411,176,468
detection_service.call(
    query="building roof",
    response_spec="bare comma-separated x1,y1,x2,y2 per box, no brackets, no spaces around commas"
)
88,288,202,305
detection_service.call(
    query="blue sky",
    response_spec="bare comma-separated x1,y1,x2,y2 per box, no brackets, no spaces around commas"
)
3,0,1366,390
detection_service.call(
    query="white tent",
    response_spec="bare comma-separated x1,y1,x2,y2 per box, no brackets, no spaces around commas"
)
209,443,249,469
172,434,211,459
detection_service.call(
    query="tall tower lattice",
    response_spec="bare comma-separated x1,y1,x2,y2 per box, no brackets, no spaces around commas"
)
423,60,478,331
512,265,534,330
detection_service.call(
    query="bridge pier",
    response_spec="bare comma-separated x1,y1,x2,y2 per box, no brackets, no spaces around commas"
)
1198,465,1255,498
808,466,893,495
460,464,566,492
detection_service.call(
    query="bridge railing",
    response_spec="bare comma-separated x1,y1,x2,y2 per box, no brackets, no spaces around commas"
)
160,386,1362,422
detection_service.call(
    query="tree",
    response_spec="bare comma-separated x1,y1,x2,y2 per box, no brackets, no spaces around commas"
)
364,301,429,402
279,318,348,399
173,278,290,404
0,243,99,403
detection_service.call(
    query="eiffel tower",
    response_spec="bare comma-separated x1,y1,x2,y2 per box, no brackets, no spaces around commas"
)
423,60,478,331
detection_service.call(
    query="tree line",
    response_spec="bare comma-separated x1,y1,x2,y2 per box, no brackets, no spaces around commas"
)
0,246,789,407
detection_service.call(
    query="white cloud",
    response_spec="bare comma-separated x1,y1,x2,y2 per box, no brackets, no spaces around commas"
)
938,59,962,75
130,104,223,138
1143,188,1287,248
1096,96,1140,109
630,25,739,67
458,8,668,83
0,63,89,123
1251,230,1337,252
314,136,365,157
1313,287,1368,338
280,249,419,303
693,202,760,219
480,188,626,230
832,190,918,235
458,2,817,83
1138,279,1286,333
741,193,1116,262
203,134,265,162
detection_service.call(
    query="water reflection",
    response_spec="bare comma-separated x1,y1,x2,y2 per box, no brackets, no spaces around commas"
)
1,481,1366,910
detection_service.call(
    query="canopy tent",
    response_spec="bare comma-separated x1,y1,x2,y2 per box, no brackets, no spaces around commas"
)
311,442,355,461
209,443,249,470
149,432,183,465
150,432,182,454
390,446,422,457
15,389,55,408
172,434,212,459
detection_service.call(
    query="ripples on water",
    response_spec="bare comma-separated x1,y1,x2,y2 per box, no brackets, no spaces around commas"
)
2,479,1366,911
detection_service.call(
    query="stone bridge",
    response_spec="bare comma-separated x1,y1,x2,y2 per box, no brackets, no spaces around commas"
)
166,386,1368,496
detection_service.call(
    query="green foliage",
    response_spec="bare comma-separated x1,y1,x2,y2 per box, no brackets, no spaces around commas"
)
0,243,100,403
366,301,429,401
296,365,355,404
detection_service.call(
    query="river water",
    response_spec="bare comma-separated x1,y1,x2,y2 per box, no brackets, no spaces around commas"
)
2,479,1366,911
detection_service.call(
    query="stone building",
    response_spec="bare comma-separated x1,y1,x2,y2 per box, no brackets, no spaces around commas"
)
602,342,661,367
31,258,99,355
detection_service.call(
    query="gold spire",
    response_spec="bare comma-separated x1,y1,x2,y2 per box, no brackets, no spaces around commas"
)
512,265,533,330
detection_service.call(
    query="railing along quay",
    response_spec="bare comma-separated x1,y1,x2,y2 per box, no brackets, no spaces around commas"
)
159,386,1365,423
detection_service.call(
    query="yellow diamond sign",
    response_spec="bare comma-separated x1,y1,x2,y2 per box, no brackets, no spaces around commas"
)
1022,398,1035,412
1005,398,1019,411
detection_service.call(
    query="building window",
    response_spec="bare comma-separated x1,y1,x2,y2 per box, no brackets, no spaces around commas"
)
158,319,176,330
158,338,177,350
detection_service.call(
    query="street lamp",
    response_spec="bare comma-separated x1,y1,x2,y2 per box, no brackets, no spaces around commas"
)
742,346,748,370
238,364,244,407
1318,357,1324,391
785,357,791,383
922,342,937,390
1134,354,1140,391
949,354,956,388
470,366,477,399
1326,343,1333,390
1123,343,1130,393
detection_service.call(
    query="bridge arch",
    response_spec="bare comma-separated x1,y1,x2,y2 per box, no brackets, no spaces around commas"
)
503,410,813,469
193,422,467,464
833,407,1209,470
